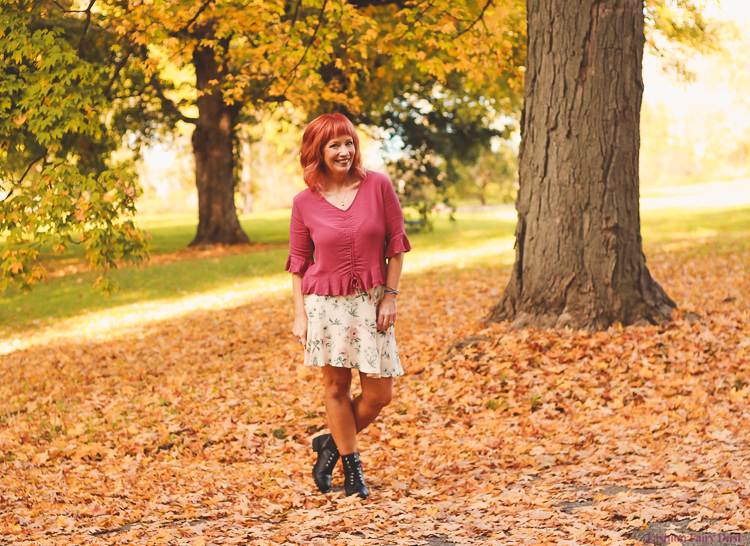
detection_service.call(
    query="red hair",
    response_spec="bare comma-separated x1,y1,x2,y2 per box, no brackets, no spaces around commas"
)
300,114,367,192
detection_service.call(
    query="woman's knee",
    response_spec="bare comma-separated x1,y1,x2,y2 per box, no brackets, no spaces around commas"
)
323,368,352,400
363,383,392,409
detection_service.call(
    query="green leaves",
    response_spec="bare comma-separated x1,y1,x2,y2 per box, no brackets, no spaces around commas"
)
0,3,148,294
644,0,726,80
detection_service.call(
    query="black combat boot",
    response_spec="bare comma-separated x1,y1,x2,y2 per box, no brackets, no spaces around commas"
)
341,452,368,499
312,433,339,493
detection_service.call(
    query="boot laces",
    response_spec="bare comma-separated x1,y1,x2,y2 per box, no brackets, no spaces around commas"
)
347,463,364,484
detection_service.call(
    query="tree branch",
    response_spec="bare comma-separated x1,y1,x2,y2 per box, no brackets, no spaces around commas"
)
455,0,493,38
1,153,46,204
176,0,214,35
104,42,134,98
289,0,303,28
32,17,115,36
278,0,329,98
150,77,199,124
51,0,86,13
252,0,329,103
347,0,406,6
76,0,97,55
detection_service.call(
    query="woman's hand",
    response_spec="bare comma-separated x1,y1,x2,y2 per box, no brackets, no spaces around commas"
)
377,296,397,332
292,312,308,348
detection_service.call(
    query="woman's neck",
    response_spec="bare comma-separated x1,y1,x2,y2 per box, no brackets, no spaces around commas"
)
324,172,353,191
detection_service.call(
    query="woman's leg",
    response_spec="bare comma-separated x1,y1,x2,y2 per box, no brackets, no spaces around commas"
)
319,368,391,499
322,366,358,455
321,368,394,451
352,373,393,433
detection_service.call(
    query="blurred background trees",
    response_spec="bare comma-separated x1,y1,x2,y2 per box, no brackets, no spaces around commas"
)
1,0,744,292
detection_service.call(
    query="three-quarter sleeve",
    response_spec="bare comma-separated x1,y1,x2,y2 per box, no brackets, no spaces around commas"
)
382,178,412,259
285,199,315,275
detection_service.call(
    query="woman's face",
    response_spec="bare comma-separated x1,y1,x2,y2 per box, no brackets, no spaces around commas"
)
323,134,355,176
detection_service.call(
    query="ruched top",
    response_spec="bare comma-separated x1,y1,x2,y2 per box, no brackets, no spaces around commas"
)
285,170,411,295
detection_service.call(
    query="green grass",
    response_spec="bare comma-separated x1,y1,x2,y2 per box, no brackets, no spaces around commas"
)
640,206,750,257
1,205,748,335
641,206,750,239
33,210,293,267
407,212,516,249
1,211,294,333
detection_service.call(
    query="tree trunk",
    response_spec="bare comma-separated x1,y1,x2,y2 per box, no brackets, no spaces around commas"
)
189,36,250,247
487,0,675,330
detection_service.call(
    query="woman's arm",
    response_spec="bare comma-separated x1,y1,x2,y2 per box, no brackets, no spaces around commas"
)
292,273,308,346
377,252,404,332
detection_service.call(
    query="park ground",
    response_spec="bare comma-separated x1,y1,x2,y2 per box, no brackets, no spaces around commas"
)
0,186,749,545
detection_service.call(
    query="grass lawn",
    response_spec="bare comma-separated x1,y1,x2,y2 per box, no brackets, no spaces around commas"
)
1,205,749,335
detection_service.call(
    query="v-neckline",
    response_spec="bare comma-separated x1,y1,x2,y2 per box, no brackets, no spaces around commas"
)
320,175,365,212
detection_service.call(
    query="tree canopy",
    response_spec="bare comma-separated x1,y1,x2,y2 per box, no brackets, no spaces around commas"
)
0,1,149,294
0,0,722,292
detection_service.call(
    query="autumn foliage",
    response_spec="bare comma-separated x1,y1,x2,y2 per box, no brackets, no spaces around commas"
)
0,228,748,544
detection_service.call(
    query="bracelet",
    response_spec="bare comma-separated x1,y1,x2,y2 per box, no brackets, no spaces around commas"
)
384,286,399,295
384,296,398,302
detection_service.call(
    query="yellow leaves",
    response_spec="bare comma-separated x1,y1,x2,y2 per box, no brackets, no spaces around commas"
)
74,204,87,223
102,188,118,203
529,509,554,520
730,384,749,401
33,451,48,465
8,260,23,274
498,489,528,504
153,529,176,544
56,515,75,528
67,423,86,437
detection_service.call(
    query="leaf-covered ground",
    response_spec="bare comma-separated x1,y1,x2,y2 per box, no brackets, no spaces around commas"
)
1,228,748,545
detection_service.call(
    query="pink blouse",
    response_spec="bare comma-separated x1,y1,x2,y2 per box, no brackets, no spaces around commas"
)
285,170,411,295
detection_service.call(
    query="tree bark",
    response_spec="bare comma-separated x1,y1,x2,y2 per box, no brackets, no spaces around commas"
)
487,0,675,330
189,34,250,247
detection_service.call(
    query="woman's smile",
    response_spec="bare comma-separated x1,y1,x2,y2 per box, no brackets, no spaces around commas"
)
323,135,356,176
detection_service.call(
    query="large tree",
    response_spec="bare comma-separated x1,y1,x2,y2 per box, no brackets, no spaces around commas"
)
487,0,680,330
1,0,525,291
101,0,524,247
1,0,718,292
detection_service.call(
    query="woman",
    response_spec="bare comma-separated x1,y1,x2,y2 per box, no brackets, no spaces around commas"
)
286,113,411,499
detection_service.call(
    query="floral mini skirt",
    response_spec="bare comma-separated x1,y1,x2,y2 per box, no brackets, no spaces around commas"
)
303,286,403,378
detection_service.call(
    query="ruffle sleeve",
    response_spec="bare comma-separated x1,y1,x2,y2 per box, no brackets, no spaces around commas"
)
286,198,315,276
382,175,412,259
385,232,411,259
285,255,314,276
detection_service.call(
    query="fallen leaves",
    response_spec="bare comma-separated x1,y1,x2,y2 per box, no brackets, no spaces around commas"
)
0,233,748,545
